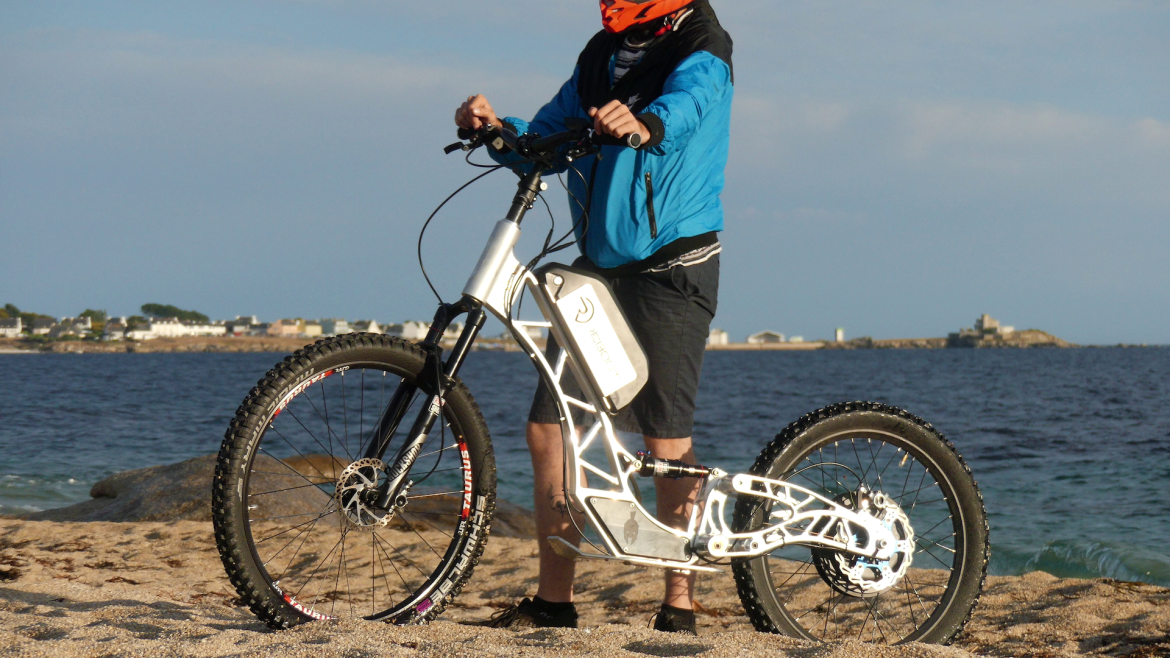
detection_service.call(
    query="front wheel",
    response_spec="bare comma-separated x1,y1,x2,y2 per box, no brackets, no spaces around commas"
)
211,334,496,629
732,402,988,645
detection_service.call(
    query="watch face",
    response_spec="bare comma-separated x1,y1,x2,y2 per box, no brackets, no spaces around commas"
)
628,132,643,149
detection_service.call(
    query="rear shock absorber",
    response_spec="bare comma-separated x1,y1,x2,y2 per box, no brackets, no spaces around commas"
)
634,451,712,479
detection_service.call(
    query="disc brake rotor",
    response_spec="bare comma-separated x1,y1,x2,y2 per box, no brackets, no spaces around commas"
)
335,458,392,533
811,491,915,598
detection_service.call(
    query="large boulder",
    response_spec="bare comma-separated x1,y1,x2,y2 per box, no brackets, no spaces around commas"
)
23,454,326,523
23,454,535,538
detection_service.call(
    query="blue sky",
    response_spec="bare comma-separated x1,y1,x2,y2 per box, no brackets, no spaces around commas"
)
2,1,1168,344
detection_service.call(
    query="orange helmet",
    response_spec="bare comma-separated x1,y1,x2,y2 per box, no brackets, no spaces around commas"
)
600,0,694,34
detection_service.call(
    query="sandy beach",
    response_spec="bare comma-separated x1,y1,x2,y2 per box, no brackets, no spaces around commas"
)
2,515,1167,657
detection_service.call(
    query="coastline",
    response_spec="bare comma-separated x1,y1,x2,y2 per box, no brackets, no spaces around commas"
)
4,332,1162,355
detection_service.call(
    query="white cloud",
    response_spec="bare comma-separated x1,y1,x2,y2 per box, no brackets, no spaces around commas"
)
1135,117,1170,149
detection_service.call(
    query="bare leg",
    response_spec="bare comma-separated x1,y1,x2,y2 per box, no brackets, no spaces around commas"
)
644,437,700,610
527,421,580,603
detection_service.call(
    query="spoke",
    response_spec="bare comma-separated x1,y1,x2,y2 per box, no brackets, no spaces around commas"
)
915,535,957,554
400,512,454,540
251,510,334,522
399,516,447,560
249,481,333,497
261,512,337,569
329,529,346,616
262,433,331,485
401,510,463,518
772,559,814,596
284,407,340,465
903,468,930,512
371,534,377,616
901,572,934,622
296,528,348,602
899,456,914,500
821,592,844,639
278,503,335,583
915,514,954,539
416,444,460,461
341,528,356,618
341,371,352,460
256,506,336,546
915,544,953,568
856,597,876,641
405,490,464,499
817,448,827,493
874,447,904,487
850,439,867,489
372,531,417,606
865,439,887,494
248,470,333,482
413,466,462,476
864,596,892,643
374,532,431,579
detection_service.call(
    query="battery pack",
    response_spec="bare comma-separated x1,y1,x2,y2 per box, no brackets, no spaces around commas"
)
532,264,649,414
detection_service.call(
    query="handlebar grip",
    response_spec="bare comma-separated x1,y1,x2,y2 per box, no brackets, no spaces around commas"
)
457,127,476,141
592,132,643,149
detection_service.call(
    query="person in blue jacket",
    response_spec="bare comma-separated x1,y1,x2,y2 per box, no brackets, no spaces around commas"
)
454,0,732,635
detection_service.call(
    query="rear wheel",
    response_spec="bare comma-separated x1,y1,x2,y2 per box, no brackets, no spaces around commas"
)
212,333,496,629
732,402,988,645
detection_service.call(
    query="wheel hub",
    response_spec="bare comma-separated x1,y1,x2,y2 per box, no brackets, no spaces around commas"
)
812,490,914,597
335,458,393,532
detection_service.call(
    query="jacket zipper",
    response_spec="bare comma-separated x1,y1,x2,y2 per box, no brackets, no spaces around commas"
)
644,171,658,239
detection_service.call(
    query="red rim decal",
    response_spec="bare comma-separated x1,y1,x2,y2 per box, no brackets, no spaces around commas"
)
459,441,472,518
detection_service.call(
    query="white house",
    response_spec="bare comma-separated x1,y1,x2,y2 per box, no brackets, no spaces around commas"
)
319,319,350,336
0,318,21,338
32,318,55,335
103,321,128,341
126,327,157,340
386,321,428,340
747,330,785,344
443,322,465,341
267,319,302,338
707,328,729,346
225,319,253,336
140,319,227,338
352,320,382,334
59,316,93,330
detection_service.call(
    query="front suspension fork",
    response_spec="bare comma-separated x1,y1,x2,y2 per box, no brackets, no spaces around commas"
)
366,300,486,510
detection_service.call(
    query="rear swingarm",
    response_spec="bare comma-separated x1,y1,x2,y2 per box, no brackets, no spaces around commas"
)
695,474,912,561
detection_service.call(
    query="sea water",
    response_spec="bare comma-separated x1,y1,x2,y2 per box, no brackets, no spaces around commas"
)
1,348,1167,586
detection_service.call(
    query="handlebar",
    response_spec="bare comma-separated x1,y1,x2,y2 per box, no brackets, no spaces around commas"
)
450,120,640,160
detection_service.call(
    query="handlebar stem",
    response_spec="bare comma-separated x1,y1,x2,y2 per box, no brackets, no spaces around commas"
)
504,167,544,226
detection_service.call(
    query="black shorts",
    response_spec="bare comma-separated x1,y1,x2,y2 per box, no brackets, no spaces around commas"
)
528,254,719,439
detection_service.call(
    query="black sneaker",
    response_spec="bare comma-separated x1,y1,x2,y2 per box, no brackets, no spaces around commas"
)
478,597,579,629
652,604,697,635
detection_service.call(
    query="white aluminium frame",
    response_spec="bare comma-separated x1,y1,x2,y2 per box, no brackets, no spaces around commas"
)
461,221,905,572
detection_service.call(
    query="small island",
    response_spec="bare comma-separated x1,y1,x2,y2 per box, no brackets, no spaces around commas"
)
706,314,1076,351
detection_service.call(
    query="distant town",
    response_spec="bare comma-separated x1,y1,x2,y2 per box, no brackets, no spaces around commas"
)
1,303,1075,352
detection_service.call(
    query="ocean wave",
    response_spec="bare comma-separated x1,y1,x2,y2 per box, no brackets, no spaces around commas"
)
992,539,1170,587
0,473,91,507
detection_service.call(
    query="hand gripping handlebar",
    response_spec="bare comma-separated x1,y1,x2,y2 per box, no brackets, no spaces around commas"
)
448,120,639,159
